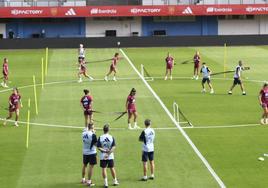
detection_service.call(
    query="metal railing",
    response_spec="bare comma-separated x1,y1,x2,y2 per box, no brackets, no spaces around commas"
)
0,0,267,7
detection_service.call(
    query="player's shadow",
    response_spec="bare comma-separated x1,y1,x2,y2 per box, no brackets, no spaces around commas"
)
51,183,104,188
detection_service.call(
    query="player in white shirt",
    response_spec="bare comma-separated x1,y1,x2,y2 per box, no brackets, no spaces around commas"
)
228,60,248,95
97,124,119,188
139,119,155,181
200,62,214,94
81,123,97,187
78,44,85,62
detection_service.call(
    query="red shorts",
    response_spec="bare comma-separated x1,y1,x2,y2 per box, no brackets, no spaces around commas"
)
9,105,18,112
128,108,136,115
110,65,116,72
194,63,200,69
262,102,268,108
84,109,93,116
166,64,173,70
79,68,86,76
3,72,8,79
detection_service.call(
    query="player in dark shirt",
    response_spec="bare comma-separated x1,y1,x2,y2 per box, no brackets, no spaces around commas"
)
259,83,268,125
164,53,174,80
126,88,139,129
81,89,93,128
3,87,22,127
1,58,9,88
78,59,94,83
193,51,201,80
104,53,123,82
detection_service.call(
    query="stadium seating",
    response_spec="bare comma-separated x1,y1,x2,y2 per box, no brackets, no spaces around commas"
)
27,0,64,7
0,0,30,7
63,0,86,6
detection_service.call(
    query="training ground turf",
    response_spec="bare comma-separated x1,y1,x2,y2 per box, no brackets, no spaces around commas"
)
0,46,267,188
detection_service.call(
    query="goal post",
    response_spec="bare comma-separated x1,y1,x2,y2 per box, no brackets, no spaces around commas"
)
173,102,193,127
140,64,154,81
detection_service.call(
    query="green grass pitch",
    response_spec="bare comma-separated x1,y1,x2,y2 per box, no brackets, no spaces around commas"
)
0,46,268,188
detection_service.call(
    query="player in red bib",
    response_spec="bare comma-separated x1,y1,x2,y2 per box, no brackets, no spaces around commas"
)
126,88,139,129
81,89,94,128
259,83,268,125
1,58,9,88
3,88,22,127
193,51,201,80
78,59,94,83
104,53,123,82
164,52,174,80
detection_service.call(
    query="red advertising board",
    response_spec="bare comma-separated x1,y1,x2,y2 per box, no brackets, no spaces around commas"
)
0,4,268,18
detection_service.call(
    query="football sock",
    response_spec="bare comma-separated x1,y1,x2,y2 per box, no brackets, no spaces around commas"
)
104,178,108,186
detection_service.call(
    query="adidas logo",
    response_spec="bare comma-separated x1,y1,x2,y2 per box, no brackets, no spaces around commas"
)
65,8,76,16
182,7,193,15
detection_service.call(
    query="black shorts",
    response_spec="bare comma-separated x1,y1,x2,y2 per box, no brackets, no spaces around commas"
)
78,57,85,62
100,159,114,168
83,154,97,165
202,78,210,84
142,151,154,162
233,78,242,85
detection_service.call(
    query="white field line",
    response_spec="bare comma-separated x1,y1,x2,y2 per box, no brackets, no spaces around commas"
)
0,78,260,128
0,117,259,130
120,49,226,188
0,76,264,94
183,123,260,129
0,78,143,94
0,118,179,130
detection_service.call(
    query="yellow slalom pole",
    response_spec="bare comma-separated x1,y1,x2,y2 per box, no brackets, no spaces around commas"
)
45,47,48,76
33,75,38,115
26,98,31,149
41,58,44,89
223,43,227,78
28,98,31,108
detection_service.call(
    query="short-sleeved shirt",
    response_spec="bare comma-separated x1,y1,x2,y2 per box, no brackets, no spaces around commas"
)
3,62,8,75
200,65,211,78
82,130,97,155
97,134,116,160
127,95,136,110
9,93,21,107
260,88,268,103
78,48,85,58
139,127,155,152
81,95,93,110
234,65,242,78
165,56,174,66
111,57,119,68
194,55,201,64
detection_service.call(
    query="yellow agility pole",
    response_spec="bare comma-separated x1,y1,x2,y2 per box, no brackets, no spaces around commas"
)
41,58,44,89
28,98,31,108
33,75,38,115
45,47,48,76
26,98,31,149
223,43,227,78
